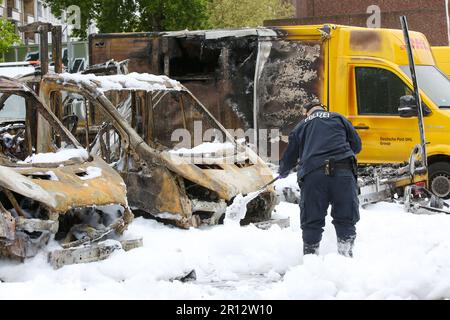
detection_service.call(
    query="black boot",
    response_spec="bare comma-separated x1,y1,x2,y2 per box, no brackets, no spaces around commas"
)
337,237,355,257
303,242,320,255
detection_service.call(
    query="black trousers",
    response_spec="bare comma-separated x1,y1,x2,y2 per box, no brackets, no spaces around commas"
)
299,169,360,245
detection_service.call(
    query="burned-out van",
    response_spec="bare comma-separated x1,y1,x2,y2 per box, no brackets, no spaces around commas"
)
0,76,136,268
40,73,282,229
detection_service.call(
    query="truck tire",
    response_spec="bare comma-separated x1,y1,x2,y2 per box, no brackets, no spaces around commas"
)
429,162,450,198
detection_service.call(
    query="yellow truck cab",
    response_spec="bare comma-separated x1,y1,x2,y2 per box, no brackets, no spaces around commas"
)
277,25,450,197
432,46,450,76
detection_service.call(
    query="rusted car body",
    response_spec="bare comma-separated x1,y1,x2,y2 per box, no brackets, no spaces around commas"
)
40,73,280,229
0,76,134,267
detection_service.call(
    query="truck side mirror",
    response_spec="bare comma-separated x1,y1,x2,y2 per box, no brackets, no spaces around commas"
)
398,95,417,118
398,95,431,118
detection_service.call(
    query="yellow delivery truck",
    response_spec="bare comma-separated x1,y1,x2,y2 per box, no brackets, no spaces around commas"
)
305,25,450,198
432,46,450,76
253,24,450,199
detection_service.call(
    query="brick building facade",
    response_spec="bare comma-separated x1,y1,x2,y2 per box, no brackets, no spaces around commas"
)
272,0,449,46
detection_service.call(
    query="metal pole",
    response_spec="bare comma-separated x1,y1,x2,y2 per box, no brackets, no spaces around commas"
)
400,16,427,169
66,16,73,72
253,40,262,147
51,25,62,73
38,25,49,76
67,32,73,72
259,175,280,191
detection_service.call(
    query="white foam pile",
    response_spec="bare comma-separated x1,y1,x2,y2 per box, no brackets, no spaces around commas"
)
170,141,235,155
60,72,183,92
19,148,89,164
78,166,102,180
1,199,450,299
0,66,35,78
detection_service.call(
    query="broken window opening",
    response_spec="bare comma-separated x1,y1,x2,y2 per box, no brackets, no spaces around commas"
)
0,189,50,220
90,123,124,166
167,38,222,80
56,90,115,150
183,179,220,202
0,93,27,161
0,92,79,163
152,91,230,150
54,204,125,245
194,164,223,170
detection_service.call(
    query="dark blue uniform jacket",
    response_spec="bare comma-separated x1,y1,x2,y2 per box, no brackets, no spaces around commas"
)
279,110,362,179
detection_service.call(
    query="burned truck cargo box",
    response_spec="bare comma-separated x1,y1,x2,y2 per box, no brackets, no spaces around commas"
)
0,76,138,268
89,32,157,74
89,30,272,131
40,73,283,229
255,40,324,136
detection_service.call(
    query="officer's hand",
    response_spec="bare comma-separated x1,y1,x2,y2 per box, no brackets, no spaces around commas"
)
278,171,290,179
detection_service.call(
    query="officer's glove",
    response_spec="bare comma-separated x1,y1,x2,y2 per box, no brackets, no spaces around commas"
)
278,170,290,179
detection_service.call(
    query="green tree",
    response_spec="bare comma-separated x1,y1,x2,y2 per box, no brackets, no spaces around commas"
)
95,0,139,33
208,0,294,28
44,0,98,38
45,0,138,38
138,0,210,31
0,19,20,62
45,0,211,38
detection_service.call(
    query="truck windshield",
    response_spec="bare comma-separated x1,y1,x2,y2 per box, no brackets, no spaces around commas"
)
400,66,450,109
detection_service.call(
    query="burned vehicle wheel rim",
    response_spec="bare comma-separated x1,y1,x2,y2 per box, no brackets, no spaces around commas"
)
431,174,450,198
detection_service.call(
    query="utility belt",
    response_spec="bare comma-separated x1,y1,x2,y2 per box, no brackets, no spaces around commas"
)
321,157,357,177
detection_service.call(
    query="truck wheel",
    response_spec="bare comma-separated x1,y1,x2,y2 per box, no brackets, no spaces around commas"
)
429,162,450,198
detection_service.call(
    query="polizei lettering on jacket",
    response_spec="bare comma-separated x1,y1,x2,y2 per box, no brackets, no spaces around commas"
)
304,111,330,123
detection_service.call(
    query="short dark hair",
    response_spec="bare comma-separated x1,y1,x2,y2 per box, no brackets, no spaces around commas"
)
304,101,324,112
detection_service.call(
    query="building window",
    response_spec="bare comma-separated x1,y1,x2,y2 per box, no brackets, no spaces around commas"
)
355,67,412,115
14,0,20,10
37,1,42,17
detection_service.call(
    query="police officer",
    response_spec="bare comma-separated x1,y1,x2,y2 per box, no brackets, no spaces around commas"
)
278,101,362,257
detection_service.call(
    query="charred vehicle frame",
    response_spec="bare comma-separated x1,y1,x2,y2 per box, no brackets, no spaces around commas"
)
0,76,138,268
39,73,283,229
